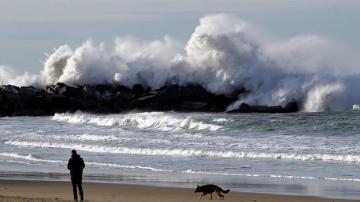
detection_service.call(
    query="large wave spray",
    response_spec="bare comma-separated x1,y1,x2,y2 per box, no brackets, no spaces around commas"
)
1,14,360,112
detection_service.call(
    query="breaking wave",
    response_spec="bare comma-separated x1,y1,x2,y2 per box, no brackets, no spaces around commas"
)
2,14,360,112
6,140,360,163
52,112,222,131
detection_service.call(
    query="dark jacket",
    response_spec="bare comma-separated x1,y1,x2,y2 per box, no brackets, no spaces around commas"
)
67,154,85,176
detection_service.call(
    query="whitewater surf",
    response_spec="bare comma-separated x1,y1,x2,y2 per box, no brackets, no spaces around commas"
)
2,111,360,199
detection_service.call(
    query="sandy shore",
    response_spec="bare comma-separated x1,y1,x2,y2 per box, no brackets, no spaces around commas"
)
0,180,357,202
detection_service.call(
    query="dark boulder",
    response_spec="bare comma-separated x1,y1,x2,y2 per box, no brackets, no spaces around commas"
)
0,85,19,94
132,84,146,96
179,85,211,102
230,103,281,113
283,101,299,113
179,101,208,111
46,83,81,97
81,85,101,98
232,103,251,113
208,95,238,112
44,95,80,113
59,84,82,97
46,83,64,94
156,85,182,104
19,86,42,97
229,101,300,113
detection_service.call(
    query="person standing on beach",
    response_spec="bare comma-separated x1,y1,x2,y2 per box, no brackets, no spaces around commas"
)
67,150,85,201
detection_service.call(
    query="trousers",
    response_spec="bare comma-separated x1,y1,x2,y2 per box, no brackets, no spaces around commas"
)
71,176,83,201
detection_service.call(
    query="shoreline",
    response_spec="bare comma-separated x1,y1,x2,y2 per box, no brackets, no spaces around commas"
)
0,179,358,202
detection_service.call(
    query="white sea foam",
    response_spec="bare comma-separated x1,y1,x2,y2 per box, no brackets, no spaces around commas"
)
0,152,167,172
186,170,360,183
73,134,170,144
212,118,229,123
52,112,222,131
323,177,360,182
76,134,119,141
6,140,360,163
183,169,315,180
180,117,222,131
87,162,170,172
183,169,360,182
0,152,64,164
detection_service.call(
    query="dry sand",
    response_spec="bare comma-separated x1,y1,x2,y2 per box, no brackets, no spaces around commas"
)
0,180,356,202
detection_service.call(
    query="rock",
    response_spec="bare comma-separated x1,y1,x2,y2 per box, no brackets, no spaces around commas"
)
156,85,182,104
0,82,300,116
229,101,300,113
180,85,211,102
0,94,12,115
0,85,19,94
19,86,41,97
45,83,64,94
46,83,81,97
1,92,20,103
256,105,283,113
130,85,211,111
81,85,101,98
234,103,251,113
45,95,79,113
132,84,145,96
209,95,238,112
137,95,157,101
59,84,81,97
283,101,299,113
84,85,111,100
180,101,208,111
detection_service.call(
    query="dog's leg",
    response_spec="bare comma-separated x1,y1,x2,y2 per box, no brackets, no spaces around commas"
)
216,190,224,200
199,193,204,200
210,193,213,200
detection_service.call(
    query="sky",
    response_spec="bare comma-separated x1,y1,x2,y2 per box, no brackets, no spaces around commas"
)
0,0,360,73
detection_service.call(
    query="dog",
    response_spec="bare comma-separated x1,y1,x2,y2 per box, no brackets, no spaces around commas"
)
194,184,230,200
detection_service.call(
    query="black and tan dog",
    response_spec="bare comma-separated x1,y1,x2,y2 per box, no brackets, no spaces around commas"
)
194,184,230,200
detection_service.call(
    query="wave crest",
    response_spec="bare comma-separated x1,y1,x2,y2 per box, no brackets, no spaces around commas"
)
6,140,360,163
0,152,167,172
52,112,222,131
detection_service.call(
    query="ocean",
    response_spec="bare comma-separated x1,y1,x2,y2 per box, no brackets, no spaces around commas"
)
1,111,360,199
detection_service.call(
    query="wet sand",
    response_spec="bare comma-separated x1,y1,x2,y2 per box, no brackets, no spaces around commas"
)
0,180,357,202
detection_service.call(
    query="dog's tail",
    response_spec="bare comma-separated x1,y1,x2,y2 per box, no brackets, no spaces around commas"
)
220,189,230,194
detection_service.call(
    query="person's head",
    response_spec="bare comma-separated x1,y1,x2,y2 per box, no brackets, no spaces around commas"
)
71,150,77,155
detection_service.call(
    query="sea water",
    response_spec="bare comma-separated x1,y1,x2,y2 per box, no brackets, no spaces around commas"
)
1,111,360,199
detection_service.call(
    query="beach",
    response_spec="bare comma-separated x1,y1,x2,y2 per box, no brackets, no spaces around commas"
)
0,179,357,202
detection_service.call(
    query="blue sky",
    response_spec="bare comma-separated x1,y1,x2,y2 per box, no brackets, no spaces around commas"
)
0,0,359,72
